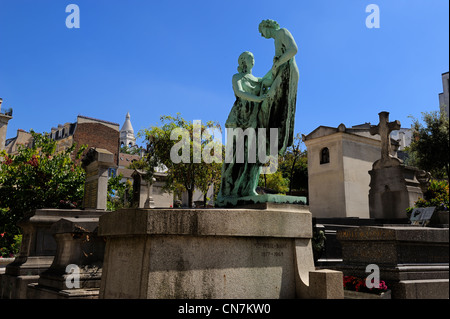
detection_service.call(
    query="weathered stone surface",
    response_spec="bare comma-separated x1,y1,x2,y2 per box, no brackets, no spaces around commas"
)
99,206,313,239
27,217,105,299
308,269,344,299
82,148,117,210
0,209,103,299
98,205,343,299
369,166,424,219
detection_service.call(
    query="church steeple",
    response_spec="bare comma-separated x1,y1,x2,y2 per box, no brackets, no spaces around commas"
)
120,112,136,148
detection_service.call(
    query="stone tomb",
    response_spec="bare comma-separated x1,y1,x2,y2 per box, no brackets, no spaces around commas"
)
98,204,343,299
335,226,449,299
368,112,425,219
27,216,105,299
0,209,103,299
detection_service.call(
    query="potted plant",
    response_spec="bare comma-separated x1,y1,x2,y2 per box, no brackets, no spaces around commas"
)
343,275,391,299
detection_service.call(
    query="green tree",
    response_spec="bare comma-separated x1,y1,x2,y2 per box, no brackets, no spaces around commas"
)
279,133,308,193
258,169,289,194
408,110,449,179
139,114,223,207
107,173,133,211
0,130,86,256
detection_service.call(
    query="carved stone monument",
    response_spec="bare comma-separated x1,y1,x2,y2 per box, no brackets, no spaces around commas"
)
368,112,425,219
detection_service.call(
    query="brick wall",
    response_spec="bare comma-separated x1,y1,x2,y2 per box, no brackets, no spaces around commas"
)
72,122,120,165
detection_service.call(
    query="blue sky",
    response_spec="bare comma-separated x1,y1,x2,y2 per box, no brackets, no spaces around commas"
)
0,0,448,147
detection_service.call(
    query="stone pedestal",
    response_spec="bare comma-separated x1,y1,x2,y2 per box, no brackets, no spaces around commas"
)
369,165,424,219
0,209,102,299
27,216,105,299
98,204,343,299
335,226,449,299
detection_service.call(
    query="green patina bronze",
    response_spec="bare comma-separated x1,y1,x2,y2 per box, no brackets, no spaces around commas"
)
216,19,304,207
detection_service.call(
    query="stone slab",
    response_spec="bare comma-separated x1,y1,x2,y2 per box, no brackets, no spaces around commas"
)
98,206,313,239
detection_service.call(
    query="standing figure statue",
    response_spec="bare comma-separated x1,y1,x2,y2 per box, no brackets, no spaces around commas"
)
258,19,299,154
216,19,299,207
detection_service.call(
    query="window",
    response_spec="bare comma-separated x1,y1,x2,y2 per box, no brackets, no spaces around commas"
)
320,147,330,164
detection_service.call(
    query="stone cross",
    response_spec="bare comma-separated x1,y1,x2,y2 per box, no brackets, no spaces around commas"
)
370,111,401,169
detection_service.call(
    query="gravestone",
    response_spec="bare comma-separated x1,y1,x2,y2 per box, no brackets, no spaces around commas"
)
368,112,424,219
82,148,117,210
335,226,449,299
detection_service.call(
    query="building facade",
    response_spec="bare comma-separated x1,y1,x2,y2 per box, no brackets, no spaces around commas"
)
49,115,120,165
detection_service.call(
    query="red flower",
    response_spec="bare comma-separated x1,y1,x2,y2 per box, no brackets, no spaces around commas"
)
0,232,5,238
2,156,12,165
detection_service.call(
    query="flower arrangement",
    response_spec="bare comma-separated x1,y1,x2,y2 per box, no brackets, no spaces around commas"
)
343,275,388,295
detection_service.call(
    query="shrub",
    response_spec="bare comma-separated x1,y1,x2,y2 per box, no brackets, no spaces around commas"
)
408,180,449,214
